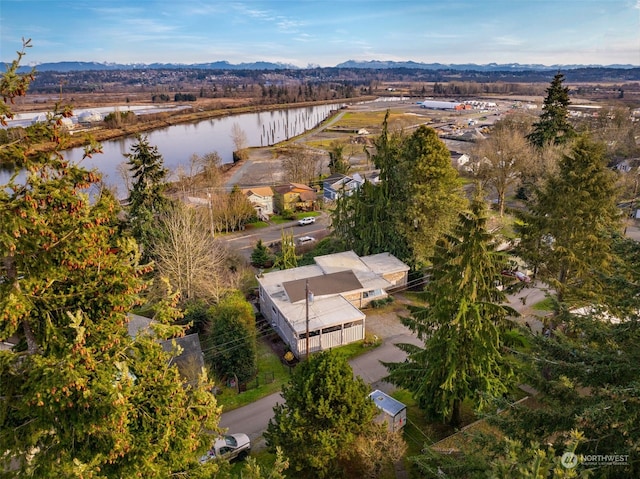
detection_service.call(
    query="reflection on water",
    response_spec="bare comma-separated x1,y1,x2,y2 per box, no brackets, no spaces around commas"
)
62,103,339,194
1,103,340,196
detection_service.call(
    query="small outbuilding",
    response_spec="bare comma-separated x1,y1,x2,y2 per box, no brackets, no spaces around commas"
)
369,389,407,432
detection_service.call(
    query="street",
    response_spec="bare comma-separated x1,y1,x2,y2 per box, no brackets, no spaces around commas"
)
223,213,331,261
218,285,542,449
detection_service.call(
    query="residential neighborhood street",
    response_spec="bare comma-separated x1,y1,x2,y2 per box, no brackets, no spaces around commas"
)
219,283,549,451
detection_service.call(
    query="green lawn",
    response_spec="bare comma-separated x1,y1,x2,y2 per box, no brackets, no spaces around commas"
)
532,296,555,311
215,332,381,412
215,337,291,411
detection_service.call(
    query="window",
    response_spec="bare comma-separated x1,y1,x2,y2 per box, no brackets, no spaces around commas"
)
344,320,363,329
322,325,342,335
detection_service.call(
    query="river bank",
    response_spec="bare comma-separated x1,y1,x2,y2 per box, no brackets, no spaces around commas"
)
16,96,377,155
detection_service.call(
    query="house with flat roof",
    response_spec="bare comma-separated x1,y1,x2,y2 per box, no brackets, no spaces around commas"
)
257,251,409,357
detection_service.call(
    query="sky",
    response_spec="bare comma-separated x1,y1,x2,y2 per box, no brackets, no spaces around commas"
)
1,0,639,67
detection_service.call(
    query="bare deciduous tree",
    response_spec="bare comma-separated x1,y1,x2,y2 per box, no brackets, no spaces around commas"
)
153,202,230,302
471,115,533,216
278,145,322,184
231,123,249,161
350,427,407,479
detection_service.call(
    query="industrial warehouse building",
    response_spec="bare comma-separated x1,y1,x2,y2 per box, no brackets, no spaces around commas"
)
257,251,409,358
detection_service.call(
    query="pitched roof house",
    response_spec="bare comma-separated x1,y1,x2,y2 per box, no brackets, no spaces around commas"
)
242,186,274,220
272,183,317,212
257,251,409,358
127,314,205,386
322,173,365,201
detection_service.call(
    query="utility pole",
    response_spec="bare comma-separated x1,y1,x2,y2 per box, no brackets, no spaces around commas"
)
207,191,215,238
305,279,310,360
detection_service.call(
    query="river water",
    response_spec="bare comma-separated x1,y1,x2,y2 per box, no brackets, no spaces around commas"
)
66,103,340,195
2,103,341,196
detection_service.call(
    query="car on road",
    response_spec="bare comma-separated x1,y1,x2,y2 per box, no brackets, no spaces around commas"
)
298,216,316,226
199,433,251,463
298,235,316,245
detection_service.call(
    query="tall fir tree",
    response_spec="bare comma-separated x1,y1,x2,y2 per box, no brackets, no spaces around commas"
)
385,195,515,426
399,125,466,266
332,113,465,269
125,133,171,257
527,72,575,148
0,45,222,477
264,351,378,478
516,135,621,305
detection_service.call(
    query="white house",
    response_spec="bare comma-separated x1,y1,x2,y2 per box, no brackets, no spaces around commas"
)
242,186,275,220
257,251,409,357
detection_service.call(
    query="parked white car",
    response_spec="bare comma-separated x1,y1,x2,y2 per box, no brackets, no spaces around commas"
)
298,216,316,226
199,434,251,463
298,236,316,245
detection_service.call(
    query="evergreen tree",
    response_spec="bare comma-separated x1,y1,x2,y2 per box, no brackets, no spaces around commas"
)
332,114,465,269
0,47,221,477
125,133,171,256
251,239,273,268
264,351,378,478
492,312,640,478
399,125,466,266
385,195,515,426
516,135,621,304
527,72,575,148
206,291,257,383
327,141,350,174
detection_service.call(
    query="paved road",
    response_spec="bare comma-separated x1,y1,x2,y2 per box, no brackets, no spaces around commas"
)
219,306,420,449
223,213,331,261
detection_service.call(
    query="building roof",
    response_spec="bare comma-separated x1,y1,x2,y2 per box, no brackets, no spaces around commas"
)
273,183,315,195
283,270,363,303
242,186,274,197
313,250,393,292
360,252,411,279
283,295,365,334
160,334,205,384
258,251,408,334
369,389,406,416
127,313,156,338
324,173,347,184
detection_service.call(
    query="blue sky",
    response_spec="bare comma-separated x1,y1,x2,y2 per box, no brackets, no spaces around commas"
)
2,0,639,67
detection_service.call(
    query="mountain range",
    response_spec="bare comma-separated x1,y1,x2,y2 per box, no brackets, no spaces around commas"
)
16,59,638,73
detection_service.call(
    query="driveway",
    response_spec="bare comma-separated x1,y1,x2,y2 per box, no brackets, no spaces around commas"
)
219,302,420,449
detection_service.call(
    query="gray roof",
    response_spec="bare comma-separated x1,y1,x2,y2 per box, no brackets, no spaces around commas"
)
282,270,363,303
127,313,155,338
160,334,205,383
369,389,406,416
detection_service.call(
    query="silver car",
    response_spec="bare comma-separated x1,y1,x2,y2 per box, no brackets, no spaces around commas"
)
298,216,316,226
199,433,251,463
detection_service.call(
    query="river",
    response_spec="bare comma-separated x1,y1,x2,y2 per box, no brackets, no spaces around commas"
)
67,103,341,196
2,103,341,197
